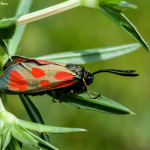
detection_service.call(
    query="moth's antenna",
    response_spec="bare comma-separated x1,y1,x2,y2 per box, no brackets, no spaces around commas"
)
92,69,139,77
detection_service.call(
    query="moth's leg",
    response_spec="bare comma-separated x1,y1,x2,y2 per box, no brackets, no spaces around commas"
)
86,90,101,99
51,90,56,103
82,78,100,99
59,90,73,103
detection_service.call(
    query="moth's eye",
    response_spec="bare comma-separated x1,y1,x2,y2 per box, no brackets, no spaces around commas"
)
85,75,94,85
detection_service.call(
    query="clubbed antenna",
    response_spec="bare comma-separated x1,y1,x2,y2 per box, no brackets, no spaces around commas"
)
92,69,139,77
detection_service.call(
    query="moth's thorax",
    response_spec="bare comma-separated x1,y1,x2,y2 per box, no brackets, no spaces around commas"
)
66,64,85,79
66,64,94,85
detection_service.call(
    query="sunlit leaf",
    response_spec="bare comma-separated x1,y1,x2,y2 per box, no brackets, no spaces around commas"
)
0,123,11,135
2,126,12,150
6,138,22,150
11,125,38,148
17,119,87,133
48,90,134,114
35,43,140,64
108,1,137,9
24,129,59,150
101,0,137,9
99,3,150,52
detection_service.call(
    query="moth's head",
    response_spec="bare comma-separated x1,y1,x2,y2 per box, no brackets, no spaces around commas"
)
85,72,94,85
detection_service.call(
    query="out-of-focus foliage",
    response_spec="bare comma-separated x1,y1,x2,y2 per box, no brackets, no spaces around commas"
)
99,0,149,52
0,0,149,150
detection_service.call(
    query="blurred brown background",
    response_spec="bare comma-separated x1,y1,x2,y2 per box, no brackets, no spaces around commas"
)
0,0,150,150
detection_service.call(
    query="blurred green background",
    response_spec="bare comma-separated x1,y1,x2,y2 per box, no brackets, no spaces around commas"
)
0,0,150,150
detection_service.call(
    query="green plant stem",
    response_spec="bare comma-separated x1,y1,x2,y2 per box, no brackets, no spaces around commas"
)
0,98,5,112
17,0,80,25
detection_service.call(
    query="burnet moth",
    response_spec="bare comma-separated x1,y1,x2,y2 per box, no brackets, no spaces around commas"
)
0,56,139,102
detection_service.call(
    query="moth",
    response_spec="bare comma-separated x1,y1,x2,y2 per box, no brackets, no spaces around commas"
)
0,56,139,102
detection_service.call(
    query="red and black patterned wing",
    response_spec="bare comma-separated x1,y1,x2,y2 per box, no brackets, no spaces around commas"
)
3,56,65,71
3,56,29,71
0,61,77,95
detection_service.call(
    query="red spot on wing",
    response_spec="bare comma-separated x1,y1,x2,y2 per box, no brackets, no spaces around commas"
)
54,72,74,80
31,68,45,78
15,58,27,63
8,70,27,91
40,80,50,88
37,60,54,65
52,80,76,89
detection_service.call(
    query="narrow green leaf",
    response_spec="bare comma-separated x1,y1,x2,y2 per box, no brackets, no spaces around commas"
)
48,90,134,114
24,129,59,150
102,0,137,9
99,4,150,52
35,43,140,64
0,37,9,56
11,125,38,148
0,16,19,39
1,93,8,111
0,25,15,40
108,2,137,9
17,119,87,133
2,126,12,150
6,137,22,150
19,95,51,146
0,119,12,135
8,0,33,56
